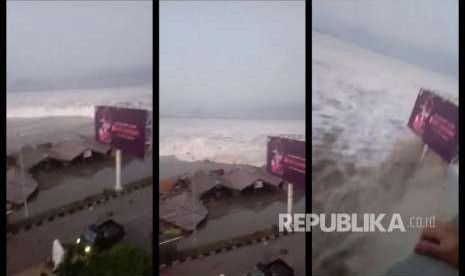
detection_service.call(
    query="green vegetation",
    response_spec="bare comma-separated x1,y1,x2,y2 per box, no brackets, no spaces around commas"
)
56,244,152,276
160,227,182,241
159,243,179,265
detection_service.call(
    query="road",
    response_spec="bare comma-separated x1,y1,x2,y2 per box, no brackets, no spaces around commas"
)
159,233,306,276
6,185,153,275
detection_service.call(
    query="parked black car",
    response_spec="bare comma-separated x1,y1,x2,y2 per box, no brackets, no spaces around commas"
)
76,219,125,253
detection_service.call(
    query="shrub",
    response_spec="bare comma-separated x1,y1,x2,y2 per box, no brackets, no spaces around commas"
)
56,244,151,276
159,243,178,264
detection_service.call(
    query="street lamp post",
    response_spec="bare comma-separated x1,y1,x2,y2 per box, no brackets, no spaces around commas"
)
192,181,197,247
115,149,122,192
18,138,29,218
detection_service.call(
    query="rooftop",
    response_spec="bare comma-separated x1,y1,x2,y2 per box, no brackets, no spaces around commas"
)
7,168,38,205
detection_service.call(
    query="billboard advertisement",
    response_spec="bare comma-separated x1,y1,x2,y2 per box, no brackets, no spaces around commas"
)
267,136,306,186
95,106,147,158
408,89,459,162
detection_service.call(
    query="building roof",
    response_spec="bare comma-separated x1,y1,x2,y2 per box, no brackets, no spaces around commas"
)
17,145,49,171
6,168,38,205
79,136,112,155
159,179,176,195
190,170,223,198
188,166,284,199
221,167,257,191
221,165,283,190
159,193,208,232
86,141,111,155
47,141,88,162
254,166,283,187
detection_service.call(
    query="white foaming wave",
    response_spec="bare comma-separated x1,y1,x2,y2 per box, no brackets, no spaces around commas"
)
7,102,153,118
8,106,95,118
7,86,153,118
312,31,458,166
160,118,306,166
160,136,268,166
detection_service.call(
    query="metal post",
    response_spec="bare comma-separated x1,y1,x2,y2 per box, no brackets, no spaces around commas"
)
417,143,429,168
192,180,197,247
19,150,29,218
115,149,122,192
287,183,293,216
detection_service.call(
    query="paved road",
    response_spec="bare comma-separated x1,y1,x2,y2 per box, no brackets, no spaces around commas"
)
159,233,306,276
6,185,153,275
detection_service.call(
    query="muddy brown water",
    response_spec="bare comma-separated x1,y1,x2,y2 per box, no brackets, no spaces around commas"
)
312,136,458,276
159,156,306,250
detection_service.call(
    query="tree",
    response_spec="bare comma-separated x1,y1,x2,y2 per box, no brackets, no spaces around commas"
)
56,244,152,276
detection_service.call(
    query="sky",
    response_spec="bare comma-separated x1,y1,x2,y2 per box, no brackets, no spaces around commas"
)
7,1,152,91
312,1,458,78
160,1,305,119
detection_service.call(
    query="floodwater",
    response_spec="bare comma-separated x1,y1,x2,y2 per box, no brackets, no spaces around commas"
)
177,188,305,250
312,130,458,276
7,115,153,223
7,116,94,153
9,154,152,223
159,156,306,251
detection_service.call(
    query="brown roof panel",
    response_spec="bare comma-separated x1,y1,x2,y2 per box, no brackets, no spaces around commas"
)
6,168,38,205
159,179,176,194
220,166,258,191
79,137,112,155
47,141,88,161
255,167,283,186
221,165,283,190
17,145,49,170
190,170,223,199
159,193,208,231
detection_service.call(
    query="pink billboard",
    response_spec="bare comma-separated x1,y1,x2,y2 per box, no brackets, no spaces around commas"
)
267,136,306,186
408,89,458,162
95,106,147,158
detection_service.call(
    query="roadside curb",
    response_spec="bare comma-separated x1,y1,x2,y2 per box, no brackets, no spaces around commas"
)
7,177,152,237
159,231,291,268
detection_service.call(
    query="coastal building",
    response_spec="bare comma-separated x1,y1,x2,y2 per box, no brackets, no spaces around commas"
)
159,193,208,232
79,136,112,156
15,145,50,173
190,165,284,201
6,168,38,206
46,141,90,164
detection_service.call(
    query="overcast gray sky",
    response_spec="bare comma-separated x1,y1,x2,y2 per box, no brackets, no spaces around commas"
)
7,1,152,91
160,1,305,119
312,1,458,78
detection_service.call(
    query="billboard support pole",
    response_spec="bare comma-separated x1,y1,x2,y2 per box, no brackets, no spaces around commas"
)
417,143,429,168
115,149,122,192
287,182,293,217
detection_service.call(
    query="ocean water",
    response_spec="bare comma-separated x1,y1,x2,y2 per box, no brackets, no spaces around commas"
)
7,85,152,118
312,31,458,167
6,85,152,152
160,118,305,166
312,31,458,276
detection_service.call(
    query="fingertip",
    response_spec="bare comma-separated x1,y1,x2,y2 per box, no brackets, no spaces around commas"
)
415,240,441,259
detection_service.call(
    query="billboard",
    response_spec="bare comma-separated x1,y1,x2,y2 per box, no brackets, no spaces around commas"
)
408,89,459,162
267,136,306,186
95,106,147,158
